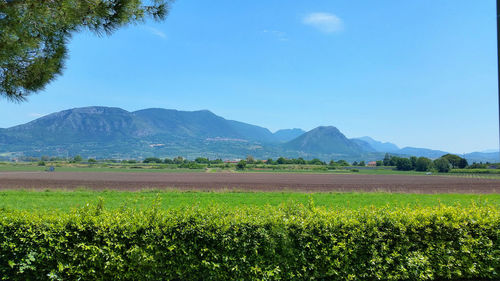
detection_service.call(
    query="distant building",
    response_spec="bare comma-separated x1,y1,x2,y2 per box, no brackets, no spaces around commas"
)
367,161,377,167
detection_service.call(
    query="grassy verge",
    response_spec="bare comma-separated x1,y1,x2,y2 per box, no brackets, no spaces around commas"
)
0,190,498,212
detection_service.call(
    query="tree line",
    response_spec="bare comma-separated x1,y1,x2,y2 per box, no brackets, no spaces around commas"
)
383,153,468,173
10,153,488,174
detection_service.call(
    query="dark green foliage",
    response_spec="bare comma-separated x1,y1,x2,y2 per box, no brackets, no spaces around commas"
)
415,157,433,172
336,159,350,166
209,159,223,164
0,204,498,280
434,157,451,173
441,154,468,169
376,160,383,166
396,158,413,171
295,157,306,164
173,156,186,164
73,155,82,162
458,157,469,169
143,157,162,164
195,157,210,164
383,153,393,166
308,158,325,165
236,160,246,170
0,0,171,101
276,157,287,164
468,163,488,169
273,157,325,165
178,162,205,169
358,160,365,166
410,156,417,169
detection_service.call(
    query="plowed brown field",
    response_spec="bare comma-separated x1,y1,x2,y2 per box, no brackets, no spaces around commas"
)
0,171,499,193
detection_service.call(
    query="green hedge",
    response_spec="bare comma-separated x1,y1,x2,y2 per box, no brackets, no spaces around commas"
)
0,203,499,280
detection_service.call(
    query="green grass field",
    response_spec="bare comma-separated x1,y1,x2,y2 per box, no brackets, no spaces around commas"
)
0,190,498,213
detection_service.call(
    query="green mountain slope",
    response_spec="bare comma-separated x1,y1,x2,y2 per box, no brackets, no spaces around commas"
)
2,106,493,162
284,126,366,156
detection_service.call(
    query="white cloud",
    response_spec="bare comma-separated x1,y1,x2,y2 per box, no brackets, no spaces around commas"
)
263,29,288,41
144,26,167,39
302,12,343,33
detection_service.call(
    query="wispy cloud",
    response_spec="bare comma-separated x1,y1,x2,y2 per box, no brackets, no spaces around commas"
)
302,12,343,33
263,29,289,41
144,26,167,39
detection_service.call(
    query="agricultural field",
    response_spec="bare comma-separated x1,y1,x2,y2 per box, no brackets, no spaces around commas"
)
0,189,499,212
1,161,499,280
2,161,500,178
0,170,499,193
1,165,499,280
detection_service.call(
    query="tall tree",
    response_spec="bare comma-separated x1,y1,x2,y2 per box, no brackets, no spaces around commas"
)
0,0,172,101
415,157,432,172
441,154,466,169
433,157,451,173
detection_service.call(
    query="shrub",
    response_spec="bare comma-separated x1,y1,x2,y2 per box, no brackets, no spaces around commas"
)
396,158,413,171
179,162,204,169
0,204,498,280
143,157,163,164
236,160,246,170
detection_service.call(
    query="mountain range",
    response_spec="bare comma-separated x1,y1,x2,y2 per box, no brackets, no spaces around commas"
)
0,106,497,162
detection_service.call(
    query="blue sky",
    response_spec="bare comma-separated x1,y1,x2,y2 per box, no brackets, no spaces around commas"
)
1,0,498,153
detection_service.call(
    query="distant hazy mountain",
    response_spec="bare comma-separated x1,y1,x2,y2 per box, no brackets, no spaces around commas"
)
0,106,304,160
396,147,448,159
272,128,306,142
479,149,499,153
350,138,377,152
2,107,277,144
132,108,276,142
0,106,496,162
284,126,365,156
5,107,138,144
351,136,449,159
353,136,399,152
463,152,500,163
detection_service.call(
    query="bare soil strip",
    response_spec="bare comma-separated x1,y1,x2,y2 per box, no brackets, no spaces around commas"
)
0,171,499,193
